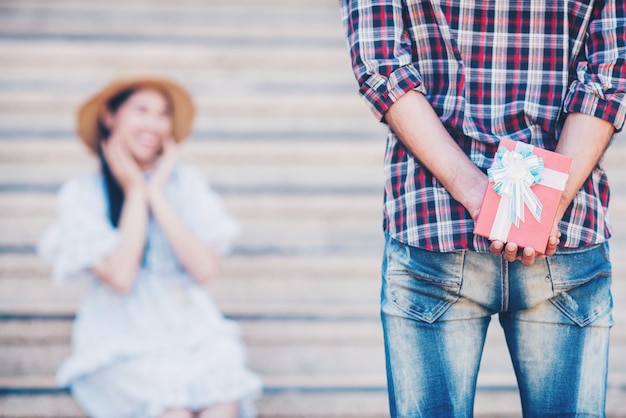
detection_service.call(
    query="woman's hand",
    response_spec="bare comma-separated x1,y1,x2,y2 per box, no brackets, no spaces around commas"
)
101,134,146,195
147,137,178,201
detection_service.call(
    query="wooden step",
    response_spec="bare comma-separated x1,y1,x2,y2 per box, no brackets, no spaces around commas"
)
0,215,383,248
0,340,385,378
2,0,626,416
0,391,531,418
0,276,381,309
0,43,351,74
0,253,382,281
0,94,370,119
0,7,344,45
0,69,355,96
0,303,380,322
2,310,625,376
0,193,383,220
0,319,383,346
0,164,383,190
0,0,340,10
0,139,384,165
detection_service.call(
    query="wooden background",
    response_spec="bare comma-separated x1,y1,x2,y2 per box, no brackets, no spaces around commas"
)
0,1,625,416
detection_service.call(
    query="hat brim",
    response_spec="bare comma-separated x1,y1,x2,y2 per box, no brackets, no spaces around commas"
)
77,75,195,154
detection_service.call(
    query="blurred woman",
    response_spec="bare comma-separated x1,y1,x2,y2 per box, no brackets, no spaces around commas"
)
38,74,262,418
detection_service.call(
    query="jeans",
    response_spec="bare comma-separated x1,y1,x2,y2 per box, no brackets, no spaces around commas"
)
381,236,613,418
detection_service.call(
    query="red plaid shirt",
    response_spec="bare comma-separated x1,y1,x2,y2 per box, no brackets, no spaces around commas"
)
342,0,626,251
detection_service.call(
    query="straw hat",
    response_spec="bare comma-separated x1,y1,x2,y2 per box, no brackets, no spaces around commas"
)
76,74,195,154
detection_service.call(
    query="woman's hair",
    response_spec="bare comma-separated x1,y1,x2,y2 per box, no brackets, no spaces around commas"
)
97,88,136,228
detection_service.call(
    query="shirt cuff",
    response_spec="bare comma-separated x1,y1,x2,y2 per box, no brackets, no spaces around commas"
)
359,65,427,121
564,80,626,132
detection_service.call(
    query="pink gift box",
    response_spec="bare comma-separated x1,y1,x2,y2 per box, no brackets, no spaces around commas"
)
474,138,572,254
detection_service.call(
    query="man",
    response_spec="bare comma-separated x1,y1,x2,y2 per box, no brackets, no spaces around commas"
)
341,1,625,416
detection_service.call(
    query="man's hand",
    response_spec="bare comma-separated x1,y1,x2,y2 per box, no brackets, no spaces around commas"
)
488,208,562,265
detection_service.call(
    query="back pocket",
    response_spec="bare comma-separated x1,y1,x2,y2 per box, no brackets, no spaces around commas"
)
384,238,464,324
547,243,612,327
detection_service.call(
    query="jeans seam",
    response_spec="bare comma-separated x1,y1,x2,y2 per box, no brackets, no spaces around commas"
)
502,257,509,312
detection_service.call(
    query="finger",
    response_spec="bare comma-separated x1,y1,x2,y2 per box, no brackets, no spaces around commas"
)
102,138,143,189
157,138,178,170
161,137,178,162
544,235,559,257
489,240,504,256
520,247,536,266
503,242,518,262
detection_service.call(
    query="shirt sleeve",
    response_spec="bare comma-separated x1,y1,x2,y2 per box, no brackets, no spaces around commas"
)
173,165,240,255
564,0,626,131
37,176,120,286
341,0,427,121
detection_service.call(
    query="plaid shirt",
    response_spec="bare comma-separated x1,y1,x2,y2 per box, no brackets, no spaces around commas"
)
342,0,626,251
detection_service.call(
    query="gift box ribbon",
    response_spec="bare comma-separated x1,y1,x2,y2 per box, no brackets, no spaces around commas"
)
487,142,568,242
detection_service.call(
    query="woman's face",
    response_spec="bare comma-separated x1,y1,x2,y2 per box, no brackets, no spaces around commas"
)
104,88,173,168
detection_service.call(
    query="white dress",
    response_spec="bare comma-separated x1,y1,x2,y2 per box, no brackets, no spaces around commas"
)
38,163,262,418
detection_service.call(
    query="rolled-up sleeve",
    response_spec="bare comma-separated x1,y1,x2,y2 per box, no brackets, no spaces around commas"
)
564,0,626,131
341,0,426,121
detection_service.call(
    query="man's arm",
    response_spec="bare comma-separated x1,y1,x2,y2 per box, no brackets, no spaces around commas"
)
385,90,488,219
386,90,564,266
552,113,615,236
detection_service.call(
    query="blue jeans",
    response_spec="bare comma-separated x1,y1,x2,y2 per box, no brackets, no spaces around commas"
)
381,236,613,418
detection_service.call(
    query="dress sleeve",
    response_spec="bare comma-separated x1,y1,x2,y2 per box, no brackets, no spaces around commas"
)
341,0,427,121
564,0,626,131
37,175,120,285
174,165,240,255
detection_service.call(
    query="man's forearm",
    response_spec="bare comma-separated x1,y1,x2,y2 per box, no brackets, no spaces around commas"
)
385,90,488,219
554,112,615,220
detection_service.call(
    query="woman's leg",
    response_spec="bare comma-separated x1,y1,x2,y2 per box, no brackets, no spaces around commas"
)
160,408,194,418
197,402,239,418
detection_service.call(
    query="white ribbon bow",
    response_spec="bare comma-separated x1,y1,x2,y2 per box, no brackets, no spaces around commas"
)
488,144,544,228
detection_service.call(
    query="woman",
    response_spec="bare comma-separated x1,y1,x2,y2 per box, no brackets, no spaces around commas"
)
38,75,262,418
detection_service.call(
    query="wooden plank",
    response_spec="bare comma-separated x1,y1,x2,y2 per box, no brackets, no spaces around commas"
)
0,218,383,250
0,193,383,219
0,277,381,308
0,14,344,43
0,374,388,393
0,253,382,280
0,96,377,133
0,165,383,192
0,343,386,376
1,377,626,417
0,302,380,321
0,43,351,73
0,140,384,165
0,0,341,12
0,92,363,108
0,319,383,345
0,68,355,92
0,394,86,418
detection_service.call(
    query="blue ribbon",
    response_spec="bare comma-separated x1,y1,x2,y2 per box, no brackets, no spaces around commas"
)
488,144,544,227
